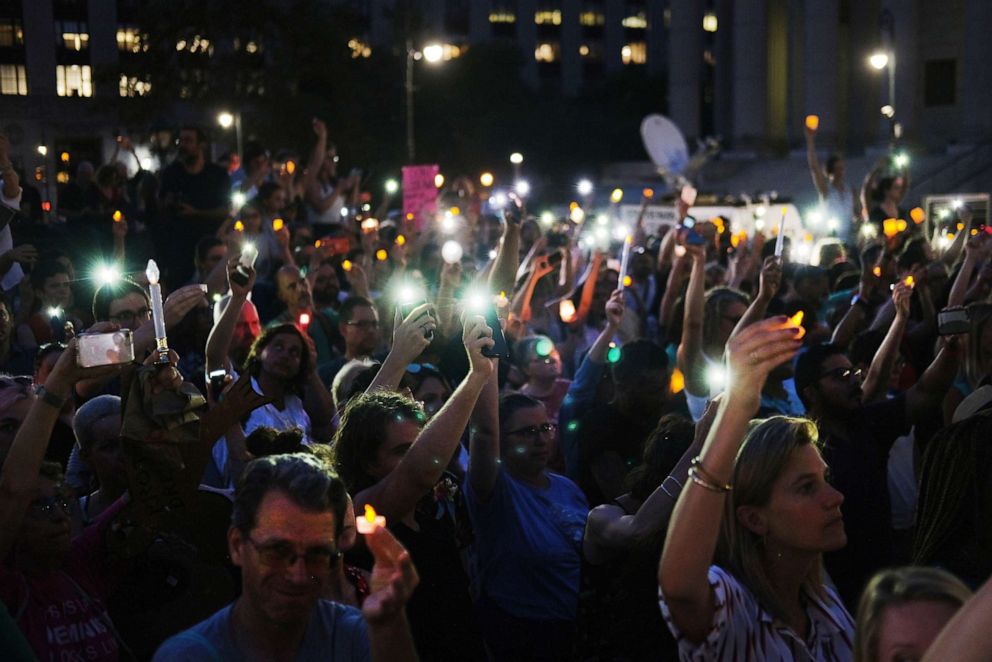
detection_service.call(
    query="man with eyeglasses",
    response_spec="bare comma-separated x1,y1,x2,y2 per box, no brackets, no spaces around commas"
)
154,453,418,661
795,340,962,608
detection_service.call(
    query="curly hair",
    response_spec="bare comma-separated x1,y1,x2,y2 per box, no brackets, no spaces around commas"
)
242,323,313,397
331,390,425,493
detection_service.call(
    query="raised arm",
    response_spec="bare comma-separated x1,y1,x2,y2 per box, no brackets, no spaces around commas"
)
205,257,255,373
676,244,708,397
730,256,781,340
0,132,21,201
659,318,802,643
357,315,494,522
905,337,963,425
510,255,554,323
467,358,501,501
489,210,521,296
861,282,910,403
301,119,327,197
921,574,992,662
805,124,829,198
948,234,988,307
366,303,436,394
0,340,118,559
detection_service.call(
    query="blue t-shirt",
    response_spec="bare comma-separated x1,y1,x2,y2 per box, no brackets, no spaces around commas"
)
465,469,588,621
152,600,370,661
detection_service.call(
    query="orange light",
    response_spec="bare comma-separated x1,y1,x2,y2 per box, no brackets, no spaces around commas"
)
41,201,51,212
234,220,245,232
883,218,900,238
643,188,654,199
873,266,882,278
910,207,925,224
904,276,914,287
272,218,285,232
356,504,386,534
896,219,907,233
314,240,322,248
450,206,461,216
406,212,414,221
787,311,806,340
396,234,406,246
569,201,579,211
285,160,296,175
805,115,820,131
622,275,632,287
112,210,123,223
60,151,70,163
971,228,979,236
342,259,353,272
670,368,685,394
375,249,388,261
957,223,964,231
559,299,577,323
361,218,379,234
298,312,311,327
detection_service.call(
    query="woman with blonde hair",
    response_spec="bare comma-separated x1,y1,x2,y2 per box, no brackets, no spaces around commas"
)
659,317,854,659
855,566,971,662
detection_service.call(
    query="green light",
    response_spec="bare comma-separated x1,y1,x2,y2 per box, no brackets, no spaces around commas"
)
566,421,579,432
607,346,621,364
535,338,554,357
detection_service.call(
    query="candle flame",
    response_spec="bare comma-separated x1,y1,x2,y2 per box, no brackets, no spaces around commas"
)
805,115,820,131
873,266,882,277
788,311,806,339
285,160,296,175
375,249,388,261
272,218,285,232
910,207,925,224
624,234,633,245
342,260,353,272
112,210,123,223
670,368,685,394
642,188,654,199
234,220,245,232
314,240,322,248
396,234,406,246
904,276,914,287
559,299,577,323
364,504,378,523
623,275,632,287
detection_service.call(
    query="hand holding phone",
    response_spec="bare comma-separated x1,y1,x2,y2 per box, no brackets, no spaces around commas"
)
77,330,135,367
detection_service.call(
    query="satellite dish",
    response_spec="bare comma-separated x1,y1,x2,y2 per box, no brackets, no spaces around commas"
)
641,114,689,179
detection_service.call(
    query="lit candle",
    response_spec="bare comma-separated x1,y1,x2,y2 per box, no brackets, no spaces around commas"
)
272,218,285,232
145,259,169,362
112,210,124,223
559,299,576,323
298,312,311,328
805,115,820,131
904,276,915,287
910,207,925,224
618,235,633,291
342,259,353,272
785,310,806,340
356,504,386,534
774,208,787,257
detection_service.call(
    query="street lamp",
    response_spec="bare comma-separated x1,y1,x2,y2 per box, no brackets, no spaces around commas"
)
405,41,446,163
217,111,243,162
868,52,889,70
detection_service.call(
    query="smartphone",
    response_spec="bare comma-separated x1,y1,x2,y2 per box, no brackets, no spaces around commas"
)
231,242,259,287
77,330,135,368
481,305,510,360
937,307,970,336
681,216,706,246
399,298,435,341
208,369,227,393
546,231,568,249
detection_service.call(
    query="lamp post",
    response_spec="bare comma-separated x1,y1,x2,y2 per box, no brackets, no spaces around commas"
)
217,111,243,162
869,9,897,144
405,41,444,163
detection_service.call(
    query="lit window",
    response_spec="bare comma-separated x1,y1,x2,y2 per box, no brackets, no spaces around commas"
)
0,21,25,47
245,41,259,54
535,10,562,25
622,13,648,29
56,64,92,97
579,12,605,26
579,44,589,56
703,12,718,32
116,28,147,53
62,32,90,51
177,35,212,55
0,64,28,96
489,12,516,23
119,74,152,97
621,42,646,65
347,38,372,58
535,42,559,62
56,171,70,184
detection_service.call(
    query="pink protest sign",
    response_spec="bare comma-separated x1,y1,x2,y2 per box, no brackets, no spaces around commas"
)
402,165,439,232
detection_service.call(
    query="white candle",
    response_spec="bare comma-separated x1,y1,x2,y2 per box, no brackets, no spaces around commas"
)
145,259,168,354
618,234,633,291
356,504,386,534
774,208,787,258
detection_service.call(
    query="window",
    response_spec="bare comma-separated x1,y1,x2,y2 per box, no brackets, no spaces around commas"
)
622,13,647,29
56,21,88,51
702,12,718,32
621,42,646,65
924,59,956,107
176,35,211,55
347,38,371,58
535,42,560,62
56,64,92,97
535,10,562,25
0,64,27,95
0,19,25,47
579,11,605,26
489,12,516,23
118,74,151,97
116,27,147,53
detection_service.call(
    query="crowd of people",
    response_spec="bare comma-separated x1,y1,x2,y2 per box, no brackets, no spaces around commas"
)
0,112,991,662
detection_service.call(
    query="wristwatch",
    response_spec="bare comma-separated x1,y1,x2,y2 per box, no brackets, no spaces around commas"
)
36,385,68,409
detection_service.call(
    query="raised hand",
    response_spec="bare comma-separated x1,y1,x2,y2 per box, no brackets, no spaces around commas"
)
7,244,38,267
757,256,783,301
725,317,803,410
141,348,184,395
362,525,419,625
605,288,625,328
462,312,495,379
45,337,123,398
312,118,327,140
892,281,912,319
226,255,256,299
164,284,208,328
391,303,436,363
532,253,556,279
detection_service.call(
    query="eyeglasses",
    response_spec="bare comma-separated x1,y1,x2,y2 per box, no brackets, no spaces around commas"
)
344,319,378,330
109,306,150,325
246,536,342,575
505,422,558,438
819,367,863,382
28,494,72,520
406,363,439,375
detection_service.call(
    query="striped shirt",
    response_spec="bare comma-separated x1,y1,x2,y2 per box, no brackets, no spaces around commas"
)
659,565,854,661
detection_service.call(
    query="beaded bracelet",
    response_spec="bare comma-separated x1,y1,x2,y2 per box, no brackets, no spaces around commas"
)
690,456,733,491
688,467,732,493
